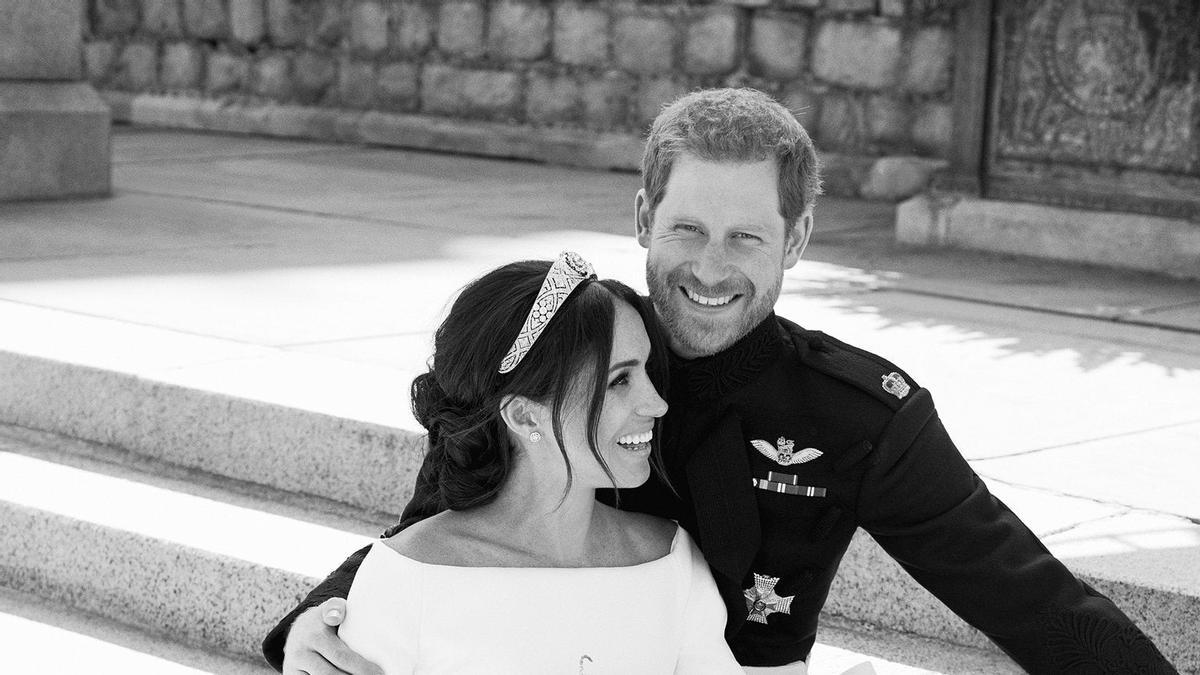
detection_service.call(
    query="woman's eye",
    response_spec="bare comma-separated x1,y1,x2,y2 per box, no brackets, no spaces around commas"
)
609,373,630,388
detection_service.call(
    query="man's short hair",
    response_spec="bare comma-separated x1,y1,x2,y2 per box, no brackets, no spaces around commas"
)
641,88,822,232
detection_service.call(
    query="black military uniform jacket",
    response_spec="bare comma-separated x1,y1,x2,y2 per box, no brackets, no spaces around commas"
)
263,314,1176,674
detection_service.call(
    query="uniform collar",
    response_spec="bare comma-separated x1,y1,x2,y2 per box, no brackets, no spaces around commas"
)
668,314,784,402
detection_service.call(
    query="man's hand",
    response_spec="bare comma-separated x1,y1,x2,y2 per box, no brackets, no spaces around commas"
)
281,598,383,675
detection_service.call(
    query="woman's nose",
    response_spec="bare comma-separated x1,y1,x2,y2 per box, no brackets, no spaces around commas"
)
641,385,669,419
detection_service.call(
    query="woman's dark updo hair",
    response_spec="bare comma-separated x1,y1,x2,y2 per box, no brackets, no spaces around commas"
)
408,259,668,514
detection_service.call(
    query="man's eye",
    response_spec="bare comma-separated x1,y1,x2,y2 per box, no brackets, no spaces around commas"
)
609,373,630,388
676,224,700,233
734,232,762,241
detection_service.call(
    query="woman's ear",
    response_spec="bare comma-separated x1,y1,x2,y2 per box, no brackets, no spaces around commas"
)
499,394,544,442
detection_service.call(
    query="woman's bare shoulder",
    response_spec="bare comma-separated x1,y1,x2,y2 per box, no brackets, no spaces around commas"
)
382,511,469,564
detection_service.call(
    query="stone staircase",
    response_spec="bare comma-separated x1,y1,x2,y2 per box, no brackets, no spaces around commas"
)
0,318,1028,674
0,316,1193,673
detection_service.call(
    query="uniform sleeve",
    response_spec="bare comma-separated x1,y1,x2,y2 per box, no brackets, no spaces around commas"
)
260,545,370,671
857,389,1176,674
675,532,745,674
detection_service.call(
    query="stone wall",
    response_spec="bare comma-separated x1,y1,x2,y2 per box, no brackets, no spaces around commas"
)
82,0,960,198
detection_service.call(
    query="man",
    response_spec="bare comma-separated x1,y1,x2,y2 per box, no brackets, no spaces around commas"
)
263,89,1175,674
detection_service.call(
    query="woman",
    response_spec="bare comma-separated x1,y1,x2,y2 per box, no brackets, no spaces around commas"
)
336,252,743,674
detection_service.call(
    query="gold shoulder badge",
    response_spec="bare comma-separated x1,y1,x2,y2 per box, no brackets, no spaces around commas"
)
881,372,910,399
751,437,822,467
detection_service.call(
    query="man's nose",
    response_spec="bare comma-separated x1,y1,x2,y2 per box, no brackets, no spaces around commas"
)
691,240,730,287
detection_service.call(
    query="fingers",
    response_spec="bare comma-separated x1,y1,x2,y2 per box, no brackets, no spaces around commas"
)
313,635,384,675
321,597,347,627
282,601,383,675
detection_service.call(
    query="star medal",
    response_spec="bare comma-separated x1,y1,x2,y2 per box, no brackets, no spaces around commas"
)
751,437,822,467
743,573,794,624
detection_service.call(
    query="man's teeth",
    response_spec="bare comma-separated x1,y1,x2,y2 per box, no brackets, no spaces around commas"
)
617,431,653,446
685,289,734,306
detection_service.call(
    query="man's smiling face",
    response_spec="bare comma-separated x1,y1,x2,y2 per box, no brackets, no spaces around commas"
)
635,153,811,359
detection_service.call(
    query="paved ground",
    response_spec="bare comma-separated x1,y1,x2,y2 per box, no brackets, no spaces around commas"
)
1,127,1198,671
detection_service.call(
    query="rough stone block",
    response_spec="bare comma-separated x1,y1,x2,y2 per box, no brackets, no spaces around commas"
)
817,91,866,151
0,82,111,200
749,12,807,80
314,4,344,46
113,42,159,91
350,0,389,55
437,0,485,58
0,0,83,79
879,0,905,17
394,1,433,55
782,84,821,128
252,53,291,99
265,0,304,46
683,8,738,75
825,0,874,12
614,13,674,75
161,42,203,90
582,70,631,129
183,0,228,39
860,156,939,200
865,94,909,144
525,71,579,124
818,152,872,197
812,20,901,90
292,51,336,103
911,101,952,157
488,1,550,61
554,4,607,66
636,77,687,129
206,50,248,93
230,0,265,45
421,64,520,118
93,0,140,35
377,62,419,110
339,60,377,108
84,41,120,83
901,26,952,94
141,0,183,36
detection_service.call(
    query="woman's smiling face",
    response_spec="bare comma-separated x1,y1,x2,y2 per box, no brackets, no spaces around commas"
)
553,299,669,490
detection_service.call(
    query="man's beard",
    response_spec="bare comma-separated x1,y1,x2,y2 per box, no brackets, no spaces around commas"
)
646,260,780,359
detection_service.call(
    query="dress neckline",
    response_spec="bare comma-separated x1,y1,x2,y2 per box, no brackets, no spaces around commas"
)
373,525,683,570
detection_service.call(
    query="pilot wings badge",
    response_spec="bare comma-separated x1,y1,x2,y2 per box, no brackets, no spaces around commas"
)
751,437,822,467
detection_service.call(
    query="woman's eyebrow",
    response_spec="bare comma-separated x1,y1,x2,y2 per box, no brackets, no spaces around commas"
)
609,359,640,372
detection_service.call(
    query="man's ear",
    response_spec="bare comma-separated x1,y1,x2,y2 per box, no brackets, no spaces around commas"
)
499,394,542,441
783,208,813,270
634,189,652,249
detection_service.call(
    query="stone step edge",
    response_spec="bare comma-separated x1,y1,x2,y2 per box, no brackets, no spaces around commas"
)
0,585,274,675
0,499,320,662
0,349,426,516
100,91,946,201
4,355,1195,662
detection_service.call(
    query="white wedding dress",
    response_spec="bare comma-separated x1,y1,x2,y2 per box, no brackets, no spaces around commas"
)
338,526,743,674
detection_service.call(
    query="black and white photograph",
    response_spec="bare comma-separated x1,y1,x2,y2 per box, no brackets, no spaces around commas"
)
1,0,1197,673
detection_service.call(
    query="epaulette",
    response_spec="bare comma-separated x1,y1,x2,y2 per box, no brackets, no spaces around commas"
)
776,316,920,412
